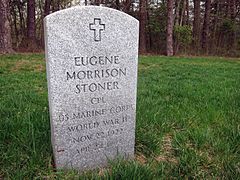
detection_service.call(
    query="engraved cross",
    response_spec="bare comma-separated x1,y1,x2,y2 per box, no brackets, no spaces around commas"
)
89,18,105,42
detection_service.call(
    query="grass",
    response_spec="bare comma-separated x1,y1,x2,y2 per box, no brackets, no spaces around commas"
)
0,54,240,179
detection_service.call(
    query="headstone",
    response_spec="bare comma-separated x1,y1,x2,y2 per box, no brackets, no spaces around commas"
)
44,6,139,171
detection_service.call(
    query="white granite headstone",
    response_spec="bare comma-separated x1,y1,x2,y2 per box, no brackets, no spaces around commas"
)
44,6,139,170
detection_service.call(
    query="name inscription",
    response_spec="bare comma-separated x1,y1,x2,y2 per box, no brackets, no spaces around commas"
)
66,55,128,93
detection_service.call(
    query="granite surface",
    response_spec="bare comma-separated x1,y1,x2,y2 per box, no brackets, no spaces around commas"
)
44,6,139,170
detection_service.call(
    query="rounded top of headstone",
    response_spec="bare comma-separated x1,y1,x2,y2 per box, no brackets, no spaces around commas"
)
44,6,139,23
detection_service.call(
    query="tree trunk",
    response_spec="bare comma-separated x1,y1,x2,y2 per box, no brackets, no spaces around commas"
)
166,0,174,56
116,0,120,10
185,0,189,25
201,0,211,54
229,0,236,48
226,0,231,17
95,0,100,6
0,0,13,54
139,0,147,54
193,0,200,50
12,5,19,45
211,1,219,53
174,0,181,26
53,0,60,11
180,0,186,26
27,0,37,48
123,0,131,13
19,0,38,52
146,9,151,51
40,0,51,48
44,0,51,16
17,0,25,38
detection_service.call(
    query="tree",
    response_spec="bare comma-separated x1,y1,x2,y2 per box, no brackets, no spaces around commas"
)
115,0,120,10
166,0,174,56
179,0,186,26
123,0,131,14
52,0,60,11
27,0,36,42
201,0,211,54
193,0,200,50
95,0,100,6
0,0,13,54
139,0,147,54
185,0,189,25
174,0,181,26
44,0,51,17
19,0,38,52
17,0,25,40
39,0,51,48
229,0,236,48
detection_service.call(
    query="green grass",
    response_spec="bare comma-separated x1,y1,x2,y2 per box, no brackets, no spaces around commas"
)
0,54,240,179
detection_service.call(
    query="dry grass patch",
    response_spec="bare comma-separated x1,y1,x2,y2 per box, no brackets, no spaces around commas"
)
135,153,147,164
155,134,178,164
138,63,162,70
10,60,30,72
32,63,45,72
10,59,45,72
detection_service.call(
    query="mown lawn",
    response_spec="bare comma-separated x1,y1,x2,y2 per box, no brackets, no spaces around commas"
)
0,54,240,179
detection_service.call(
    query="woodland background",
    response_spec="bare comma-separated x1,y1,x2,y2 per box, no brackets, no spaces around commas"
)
0,0,240,57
